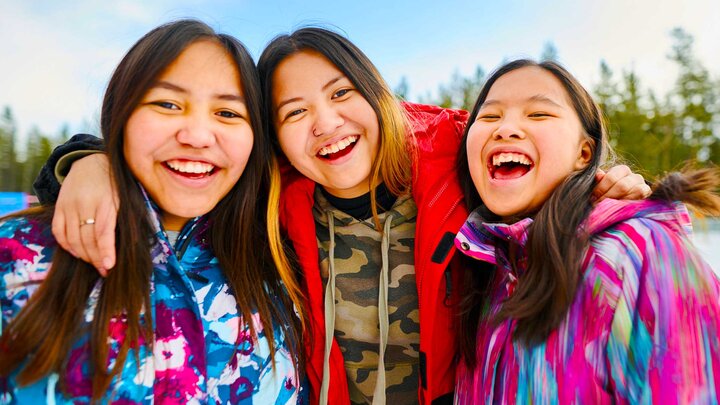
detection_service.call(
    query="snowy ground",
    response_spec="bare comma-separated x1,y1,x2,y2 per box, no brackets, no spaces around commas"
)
693,229,720,278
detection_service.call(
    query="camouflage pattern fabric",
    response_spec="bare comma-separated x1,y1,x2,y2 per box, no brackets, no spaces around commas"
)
313,188,421,405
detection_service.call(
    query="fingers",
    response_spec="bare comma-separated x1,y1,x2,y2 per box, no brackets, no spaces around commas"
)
94,196,118,274
594,168,606,182
64,205,91,263
51,205,73,256
79,219,102,274
49,153,116,276
68,205,97,264
593,165,630,201
608,175,651,200
593,165,650,202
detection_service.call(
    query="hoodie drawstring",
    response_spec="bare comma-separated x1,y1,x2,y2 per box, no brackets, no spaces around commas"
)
319,211,338,405
372,213,393,405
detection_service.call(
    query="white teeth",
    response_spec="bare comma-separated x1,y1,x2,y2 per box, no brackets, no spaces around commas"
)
492,152,532,167
166,160,215,174
318,135,359,156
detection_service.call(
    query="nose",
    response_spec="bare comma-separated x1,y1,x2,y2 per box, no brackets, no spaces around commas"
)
176,112,216,148
492,118,525,141
312,105,344,137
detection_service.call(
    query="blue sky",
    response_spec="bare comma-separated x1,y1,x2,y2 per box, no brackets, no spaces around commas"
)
1,0,718,145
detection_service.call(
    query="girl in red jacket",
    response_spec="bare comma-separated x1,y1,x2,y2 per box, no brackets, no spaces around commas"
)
40,28,649,405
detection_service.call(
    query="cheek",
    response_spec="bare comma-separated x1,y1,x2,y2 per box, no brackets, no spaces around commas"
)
465,126,488,181
123,140,147,182
361,102,380,133
124,112,164,155
350,98,380,144
277,129,307,166
123,123,150,175
227,132,254,175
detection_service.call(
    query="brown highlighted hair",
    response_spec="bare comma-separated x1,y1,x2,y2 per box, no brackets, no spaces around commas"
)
258,27,414,227
0,19,304,399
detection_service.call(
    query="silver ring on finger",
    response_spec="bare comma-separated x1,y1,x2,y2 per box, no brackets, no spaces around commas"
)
80,218,96,226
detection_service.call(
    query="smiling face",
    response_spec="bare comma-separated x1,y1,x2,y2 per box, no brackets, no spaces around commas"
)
466,66,592,220
271,50,380,198
124,40,254,231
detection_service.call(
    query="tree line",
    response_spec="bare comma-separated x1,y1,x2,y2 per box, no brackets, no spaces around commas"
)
398,27,719,176
0,107,70,193
1,28,717,194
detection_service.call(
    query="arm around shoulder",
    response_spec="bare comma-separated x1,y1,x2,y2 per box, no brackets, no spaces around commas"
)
32,134,105,205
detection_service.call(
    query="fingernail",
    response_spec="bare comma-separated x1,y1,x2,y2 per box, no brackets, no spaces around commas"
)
102,257,114,270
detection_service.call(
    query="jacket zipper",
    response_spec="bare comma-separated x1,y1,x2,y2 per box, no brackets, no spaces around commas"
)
417,179,462,301
171,219,210,284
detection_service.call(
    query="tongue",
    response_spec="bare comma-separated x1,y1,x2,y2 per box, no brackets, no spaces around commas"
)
494,164,529,180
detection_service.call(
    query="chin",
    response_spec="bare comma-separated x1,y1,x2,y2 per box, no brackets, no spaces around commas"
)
170,202,217,218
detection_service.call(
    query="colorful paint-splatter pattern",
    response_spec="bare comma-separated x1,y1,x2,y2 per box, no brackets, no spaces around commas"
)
454,198,720,404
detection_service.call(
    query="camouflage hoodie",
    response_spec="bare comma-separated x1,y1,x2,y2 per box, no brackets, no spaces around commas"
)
313,187,420,405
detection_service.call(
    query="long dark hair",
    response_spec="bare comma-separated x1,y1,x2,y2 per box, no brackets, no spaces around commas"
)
0,19,303,399
258,27,414,226
457,59,610,358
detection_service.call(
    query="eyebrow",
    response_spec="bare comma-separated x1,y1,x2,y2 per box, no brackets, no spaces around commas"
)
481,94,563,109
275,75,346,112
322,76,344,91
152,81,245,103
527,94,563,108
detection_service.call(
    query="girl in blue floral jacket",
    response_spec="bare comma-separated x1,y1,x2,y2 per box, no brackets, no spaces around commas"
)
0,19,305,404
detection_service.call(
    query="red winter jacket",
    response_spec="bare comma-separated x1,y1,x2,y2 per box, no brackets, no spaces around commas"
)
278,103,470,404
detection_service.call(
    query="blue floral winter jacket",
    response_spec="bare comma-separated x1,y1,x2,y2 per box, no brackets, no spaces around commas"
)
0,191,304,404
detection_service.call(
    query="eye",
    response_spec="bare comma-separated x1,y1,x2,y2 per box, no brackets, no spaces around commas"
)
477,113,500,121
217,110,241,119
284,108,306,120
529,112,552,118
152,101,180,110
332,88,352,99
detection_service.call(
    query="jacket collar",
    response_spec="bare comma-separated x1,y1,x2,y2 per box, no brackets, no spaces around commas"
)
138,184,205,259
455,198,693,266
583,198,692,236
454,207,533,266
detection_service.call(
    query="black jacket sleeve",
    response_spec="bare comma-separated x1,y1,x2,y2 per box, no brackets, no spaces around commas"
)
33,133,105,205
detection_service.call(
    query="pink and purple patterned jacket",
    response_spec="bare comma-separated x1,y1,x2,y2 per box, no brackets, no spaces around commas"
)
454,198,720,404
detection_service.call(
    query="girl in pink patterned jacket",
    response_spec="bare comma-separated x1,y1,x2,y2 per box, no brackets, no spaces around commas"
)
454,59,720,404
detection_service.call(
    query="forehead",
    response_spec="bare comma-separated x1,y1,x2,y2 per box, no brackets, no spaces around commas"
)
487,66,571,106
158,40,242,89
272,51,344,93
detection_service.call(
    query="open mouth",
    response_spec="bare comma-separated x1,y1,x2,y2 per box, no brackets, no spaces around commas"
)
488,152,534,180
317,135,359,160
164,159,217,179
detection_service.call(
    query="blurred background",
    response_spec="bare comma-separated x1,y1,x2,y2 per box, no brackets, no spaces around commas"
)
0,0,718,268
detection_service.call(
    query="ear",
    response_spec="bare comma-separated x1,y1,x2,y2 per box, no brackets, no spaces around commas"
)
574,139,593,170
